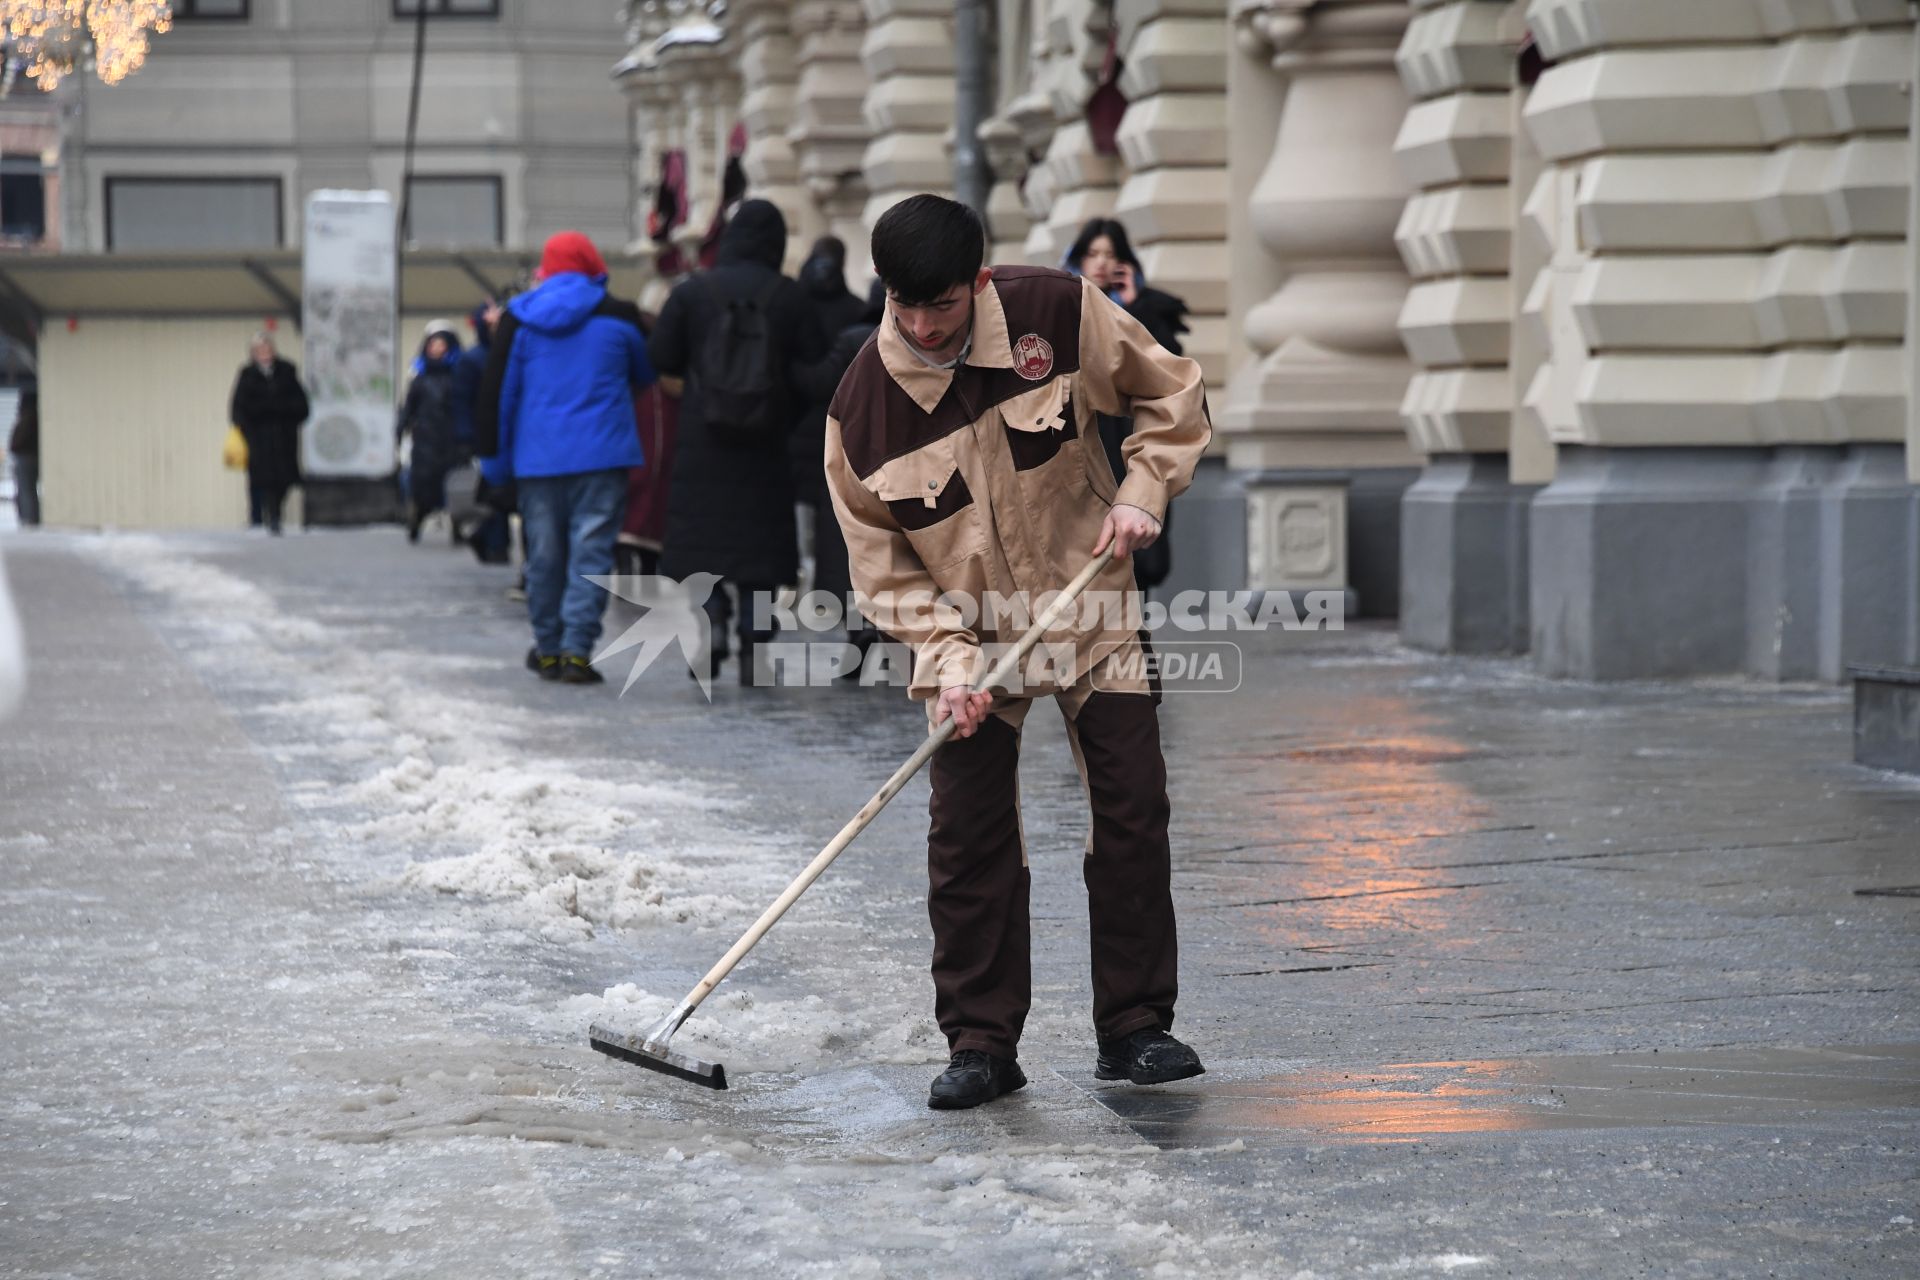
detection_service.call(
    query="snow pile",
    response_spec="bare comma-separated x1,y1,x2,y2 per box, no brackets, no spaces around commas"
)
562,983,947,1070
102,534,329,647
87,535,751,941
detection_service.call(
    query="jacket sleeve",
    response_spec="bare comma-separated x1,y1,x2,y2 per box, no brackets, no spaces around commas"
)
824,414,982,698
792,327,864,406
474,313,519,460
649,285,690,377
1075,276,1211,521
397,376,420,440
229,370,246,428
628,327,656,391
286,366,311,425
785,283,832,366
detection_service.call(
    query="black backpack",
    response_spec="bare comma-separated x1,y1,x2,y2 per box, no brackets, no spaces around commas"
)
694,275,785,442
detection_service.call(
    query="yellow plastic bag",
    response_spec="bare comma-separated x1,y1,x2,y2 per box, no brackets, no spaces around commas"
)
223,425,248,471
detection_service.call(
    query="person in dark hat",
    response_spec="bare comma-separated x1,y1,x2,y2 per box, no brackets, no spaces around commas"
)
647,199,830,684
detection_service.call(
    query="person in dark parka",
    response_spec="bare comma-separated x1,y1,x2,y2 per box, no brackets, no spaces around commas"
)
228,332,310,535
399,321,464,543
649,199,830,683
793,281,885,665
798,236,868,339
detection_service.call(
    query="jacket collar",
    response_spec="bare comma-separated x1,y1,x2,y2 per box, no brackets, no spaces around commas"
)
877,277,1015,414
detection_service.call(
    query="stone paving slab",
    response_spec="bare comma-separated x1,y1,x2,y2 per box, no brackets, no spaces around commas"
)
2,528,1917,1278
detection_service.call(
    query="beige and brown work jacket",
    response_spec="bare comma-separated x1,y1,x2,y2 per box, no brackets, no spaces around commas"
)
824,266,1212,703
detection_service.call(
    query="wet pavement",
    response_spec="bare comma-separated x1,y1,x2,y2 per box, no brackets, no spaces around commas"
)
3,527,1918,1278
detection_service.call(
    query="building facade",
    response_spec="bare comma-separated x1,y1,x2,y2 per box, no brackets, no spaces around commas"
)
617,0,1920,680
44,0,635,255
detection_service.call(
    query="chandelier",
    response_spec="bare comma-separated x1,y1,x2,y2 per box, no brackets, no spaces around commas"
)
2,1,173,89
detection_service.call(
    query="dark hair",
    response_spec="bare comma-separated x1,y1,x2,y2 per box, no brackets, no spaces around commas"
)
870,195,986,306
808,236,847,269
1065,218,1141,273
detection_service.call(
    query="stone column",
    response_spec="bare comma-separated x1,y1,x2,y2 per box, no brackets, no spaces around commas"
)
1520,0,1915,679
859,0,956,232
615,3,685,302
1026,0,1122,264
1005,1,1065,263
1223,1,1420,614
981,117,1034,263
636,6,738,268
734,0,814,264
1392,0,1534,653
1114,0,1230,390
790,0,872,276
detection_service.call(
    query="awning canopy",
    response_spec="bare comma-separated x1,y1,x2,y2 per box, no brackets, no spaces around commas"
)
0,249,658,323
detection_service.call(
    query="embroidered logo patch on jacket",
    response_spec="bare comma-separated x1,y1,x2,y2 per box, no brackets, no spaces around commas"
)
1013,333,1054,381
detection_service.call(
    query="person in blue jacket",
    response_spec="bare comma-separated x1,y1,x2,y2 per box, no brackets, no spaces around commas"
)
476,232,654,685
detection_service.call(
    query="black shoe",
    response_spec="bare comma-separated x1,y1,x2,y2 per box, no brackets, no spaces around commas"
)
1094,1028,1205,1086
559,653,605,685
525,648,561,682
928,1049,1027,1111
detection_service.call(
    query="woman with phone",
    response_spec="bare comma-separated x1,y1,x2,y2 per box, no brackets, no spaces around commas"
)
1063,218,1192,592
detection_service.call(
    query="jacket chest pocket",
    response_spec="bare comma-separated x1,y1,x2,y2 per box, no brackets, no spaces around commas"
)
999,375,1076,471
863,438,987,570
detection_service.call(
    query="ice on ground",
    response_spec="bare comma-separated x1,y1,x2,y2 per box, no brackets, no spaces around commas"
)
563,983,948,1070
97,534,331,647
81,535,753,942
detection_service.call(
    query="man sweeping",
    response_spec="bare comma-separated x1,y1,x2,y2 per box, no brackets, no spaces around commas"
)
824,195,1212,1110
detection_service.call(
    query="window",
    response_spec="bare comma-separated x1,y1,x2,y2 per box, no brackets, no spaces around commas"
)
105,177,283,251
404,175,502,247
0,161,46,242
172,0,250,19
393,0,500,16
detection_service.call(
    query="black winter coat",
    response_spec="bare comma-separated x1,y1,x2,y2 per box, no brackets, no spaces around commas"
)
229,358,310,494
400,358,463,484
792,317,881,601
650,200,830,586
1099,285,1189,590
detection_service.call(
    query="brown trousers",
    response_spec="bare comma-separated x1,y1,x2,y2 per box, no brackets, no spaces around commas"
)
926,689,1178,1058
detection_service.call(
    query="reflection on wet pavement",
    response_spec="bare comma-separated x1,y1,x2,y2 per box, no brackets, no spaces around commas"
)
1075,1044,1920,1149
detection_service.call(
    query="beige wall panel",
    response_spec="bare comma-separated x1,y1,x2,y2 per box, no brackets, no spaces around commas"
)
862,74,956,132
858,16,953,77
79,57,298,146
1395,93,1513,187
1115,95,1230,169
1396,185,1512,277
859,0,953,231
1571,244,1909,350
1400,277,1511,366
1398,1,1514,98
41,320,289,530
1136,241,1229,313
1527,0,1912,62
524,54,639,149
1402,366,1512,453
1113,168,1230,241
1116,18,1227,97
1577,142,1910,251
1526,30,1912,163
1576,348,1907,446
370,53,525,146
860,133,952,194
